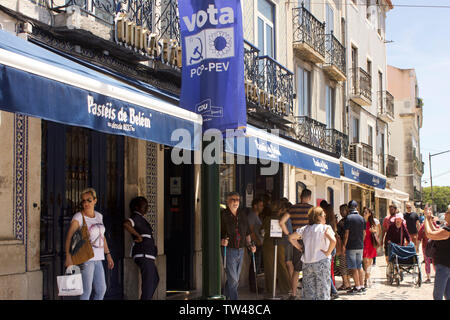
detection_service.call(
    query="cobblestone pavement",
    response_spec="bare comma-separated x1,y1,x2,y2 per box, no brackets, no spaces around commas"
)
238,251,435,300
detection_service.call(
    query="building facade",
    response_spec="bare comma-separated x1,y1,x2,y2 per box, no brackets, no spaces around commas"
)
0,0,417,300
387,65,424,205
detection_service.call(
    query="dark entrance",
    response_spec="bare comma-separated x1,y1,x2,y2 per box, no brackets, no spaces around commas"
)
164,148,195,292
40,121,124,300
236,160,284,210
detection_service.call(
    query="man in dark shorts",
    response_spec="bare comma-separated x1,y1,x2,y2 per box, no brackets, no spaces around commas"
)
279,188,312,299
343,200,366,295
404,203,420,252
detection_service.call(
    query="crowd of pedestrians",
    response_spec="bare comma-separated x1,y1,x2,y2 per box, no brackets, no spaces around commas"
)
220,190,450,300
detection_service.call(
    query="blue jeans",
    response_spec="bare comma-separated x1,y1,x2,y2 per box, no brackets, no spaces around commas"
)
80,260,107,300
433,264,450,300
223,247,244,300
346,249,363,270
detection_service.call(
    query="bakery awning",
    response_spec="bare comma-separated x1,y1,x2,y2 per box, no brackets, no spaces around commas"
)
0,30,202,150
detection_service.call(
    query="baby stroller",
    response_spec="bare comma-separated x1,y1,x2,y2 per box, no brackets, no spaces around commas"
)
386,242,422,287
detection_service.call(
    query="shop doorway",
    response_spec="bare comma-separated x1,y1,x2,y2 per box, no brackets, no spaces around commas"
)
40,121,124,300
164,148,195,292
236,161,284,210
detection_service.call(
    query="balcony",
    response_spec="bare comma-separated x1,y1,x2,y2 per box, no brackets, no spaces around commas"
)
413,154,424,174
292,5,326,64
361,142,373,170
377,90,395,122
44,0,181,67
325,128,349,158
245,41,294,122
293,116,347,156
386,154,398,177
416,97,424,108
323,32,346,82
351,67,372,106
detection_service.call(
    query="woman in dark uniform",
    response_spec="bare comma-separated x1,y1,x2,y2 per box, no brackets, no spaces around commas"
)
124,196,159,300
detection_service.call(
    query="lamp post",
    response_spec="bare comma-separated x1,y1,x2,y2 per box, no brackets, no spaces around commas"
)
429,149,450,210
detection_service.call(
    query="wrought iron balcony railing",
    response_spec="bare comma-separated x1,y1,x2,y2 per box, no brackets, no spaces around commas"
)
378,90,394,121
245,41,294,118
323,32,346,81
294,116,327,151
292,5,325,63
351,67,372,105
49,0,179,42
293,116,347,156
413,154,424,174
386,154,398,177
361,142,373,170
325,128,349,157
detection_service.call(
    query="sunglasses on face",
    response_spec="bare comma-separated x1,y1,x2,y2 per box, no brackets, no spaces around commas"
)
81,198,94,203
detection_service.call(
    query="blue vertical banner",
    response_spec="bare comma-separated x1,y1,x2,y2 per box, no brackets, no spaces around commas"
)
179,0,247,132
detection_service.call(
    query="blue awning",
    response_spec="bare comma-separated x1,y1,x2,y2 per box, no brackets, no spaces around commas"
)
0,30,202,150
225,125,341,178
340,158,387,189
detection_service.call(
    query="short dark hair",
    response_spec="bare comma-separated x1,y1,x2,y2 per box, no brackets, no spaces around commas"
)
251,198,263,207
320,200,328,209
227,191,240,199
300,188,312,199
129,196,147,212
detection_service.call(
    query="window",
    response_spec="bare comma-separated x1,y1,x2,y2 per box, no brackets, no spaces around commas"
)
367,59,372,76
297,66,311,117
351,46,358,91
326,3,334,34
326,85,335,128
368,125,373,146
257,0,275,57
352,116,360,143
378,71,383,108
327,187,334,207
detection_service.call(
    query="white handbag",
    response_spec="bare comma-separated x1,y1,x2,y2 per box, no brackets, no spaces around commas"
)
57,265,83,296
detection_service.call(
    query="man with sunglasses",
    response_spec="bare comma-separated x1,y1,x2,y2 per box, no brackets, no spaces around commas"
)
221,192,256,300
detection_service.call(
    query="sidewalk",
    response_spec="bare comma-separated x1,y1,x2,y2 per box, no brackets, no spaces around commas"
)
166,251,435,300
236,251,435,300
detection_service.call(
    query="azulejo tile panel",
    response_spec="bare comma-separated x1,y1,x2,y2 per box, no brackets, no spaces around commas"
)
13,114,28,243
146,141,158,239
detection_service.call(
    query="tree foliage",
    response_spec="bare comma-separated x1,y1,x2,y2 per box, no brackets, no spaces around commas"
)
422,186,450,212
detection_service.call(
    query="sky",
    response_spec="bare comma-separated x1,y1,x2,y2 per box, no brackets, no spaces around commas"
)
386,0,450,187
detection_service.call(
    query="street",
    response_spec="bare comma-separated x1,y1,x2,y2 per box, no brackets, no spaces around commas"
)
239,251,434,300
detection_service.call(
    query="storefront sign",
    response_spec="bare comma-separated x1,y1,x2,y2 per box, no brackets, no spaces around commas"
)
341,161,386,189
224,127,341,178
179,1,247,132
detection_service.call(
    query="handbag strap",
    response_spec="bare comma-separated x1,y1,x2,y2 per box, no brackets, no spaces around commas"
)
80,213,91,238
